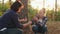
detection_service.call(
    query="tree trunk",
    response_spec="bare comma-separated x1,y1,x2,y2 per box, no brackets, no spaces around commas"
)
9,0,11,6
43,0,45,8
55,0,57,12
18,0,28,20
54,0,57,21
2,0,4,12
19,0,29,34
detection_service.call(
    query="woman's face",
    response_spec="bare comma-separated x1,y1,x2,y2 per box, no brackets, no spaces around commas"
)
18,5,24,13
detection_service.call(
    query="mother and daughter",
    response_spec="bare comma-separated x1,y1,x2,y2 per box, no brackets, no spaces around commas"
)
0,1,47,34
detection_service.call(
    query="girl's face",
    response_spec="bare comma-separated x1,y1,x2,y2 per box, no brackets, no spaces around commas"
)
38,10,45,18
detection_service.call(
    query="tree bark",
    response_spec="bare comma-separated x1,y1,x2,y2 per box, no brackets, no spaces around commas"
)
18,0,28,20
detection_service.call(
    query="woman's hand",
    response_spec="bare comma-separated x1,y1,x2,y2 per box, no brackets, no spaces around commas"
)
28,21,32,25
23,21,32,28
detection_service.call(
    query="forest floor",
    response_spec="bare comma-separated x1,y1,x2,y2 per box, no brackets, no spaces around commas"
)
23,21,60,34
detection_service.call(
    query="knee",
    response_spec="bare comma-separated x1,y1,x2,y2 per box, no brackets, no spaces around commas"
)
32,25,38,32
17,29,23,34
42,26,47,32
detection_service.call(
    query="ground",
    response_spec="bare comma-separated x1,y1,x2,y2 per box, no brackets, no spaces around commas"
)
23,21,60,34
47,21,60,34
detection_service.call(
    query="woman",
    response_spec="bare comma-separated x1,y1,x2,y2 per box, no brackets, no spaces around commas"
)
0,1,32,34
32,8,48,34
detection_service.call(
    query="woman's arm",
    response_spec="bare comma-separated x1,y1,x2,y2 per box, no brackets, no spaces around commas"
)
22,21,32,28
11,13,32,29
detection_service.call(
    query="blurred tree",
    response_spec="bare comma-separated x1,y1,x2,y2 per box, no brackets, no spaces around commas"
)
2,0,4,12
55,0,57,12
18,0,28,20
28,6,38,20
9,0,12,6
43,0,45,8
46,9,54,21
54,0,57,21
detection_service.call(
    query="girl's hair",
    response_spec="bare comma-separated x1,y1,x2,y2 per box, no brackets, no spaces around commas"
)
41,8,45,13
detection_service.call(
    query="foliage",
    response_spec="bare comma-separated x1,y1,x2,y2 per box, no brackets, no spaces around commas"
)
0,1,13,16
46,10,54,21
55,10,60,21
46,9,60,21
28,6,38,20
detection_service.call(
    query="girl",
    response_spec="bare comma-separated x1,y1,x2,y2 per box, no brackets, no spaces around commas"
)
32,8,48,34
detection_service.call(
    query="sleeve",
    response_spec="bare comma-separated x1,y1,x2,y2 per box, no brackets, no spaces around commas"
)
11,13,23,29
43,17,48,26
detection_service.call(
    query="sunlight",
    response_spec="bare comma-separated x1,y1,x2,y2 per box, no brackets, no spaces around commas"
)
30,0,60,10
0,0,16,3
30,0,43,10
45,0,55,10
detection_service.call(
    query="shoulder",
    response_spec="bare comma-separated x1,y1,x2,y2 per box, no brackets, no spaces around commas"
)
4,9,18,17
7,9,17,16
44,16,48,20
3,9,15,15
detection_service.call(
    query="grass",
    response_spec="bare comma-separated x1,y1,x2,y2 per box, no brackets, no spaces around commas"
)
47,21,60,34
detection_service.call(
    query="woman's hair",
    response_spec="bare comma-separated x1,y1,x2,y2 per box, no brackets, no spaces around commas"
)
10,1,23,12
